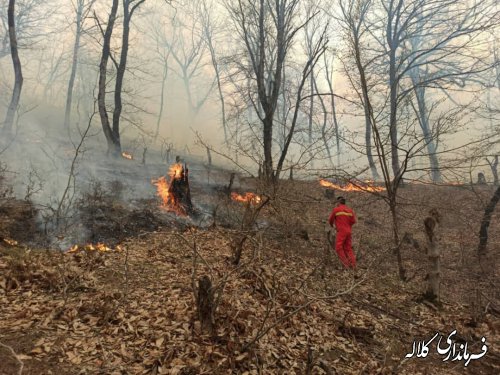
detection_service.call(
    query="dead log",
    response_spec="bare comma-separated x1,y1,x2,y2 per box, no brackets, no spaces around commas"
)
197,275,215,335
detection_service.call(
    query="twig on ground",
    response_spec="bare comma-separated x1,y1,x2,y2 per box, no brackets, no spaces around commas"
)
0,341,24,375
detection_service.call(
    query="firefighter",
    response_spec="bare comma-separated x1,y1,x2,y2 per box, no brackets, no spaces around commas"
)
328,196,357,269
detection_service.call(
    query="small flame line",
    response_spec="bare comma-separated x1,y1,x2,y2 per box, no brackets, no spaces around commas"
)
319,179,385,192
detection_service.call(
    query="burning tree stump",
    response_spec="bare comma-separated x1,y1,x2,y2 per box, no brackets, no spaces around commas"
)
197,275,215,335
154,163,193,215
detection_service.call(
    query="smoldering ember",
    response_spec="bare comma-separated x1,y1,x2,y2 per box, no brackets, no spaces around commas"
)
0,0,499,374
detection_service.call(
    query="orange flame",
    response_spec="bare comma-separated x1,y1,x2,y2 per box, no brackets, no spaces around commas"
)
319,179,385,192
122,152,133,160
66,243,122,253
231,192,262,204
152,163,186,214
2,238,18,246
168,163,183,179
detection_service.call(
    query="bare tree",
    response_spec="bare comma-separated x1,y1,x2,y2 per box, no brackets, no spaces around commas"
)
64,0,96,130
200,0,228,142
226,0,327,182
0,0,55,60
335,0,498,279
166,3,215,118
3,0,23,134
337,0,380,180
98,0,164,155
111,0,147,155
96,0,120,155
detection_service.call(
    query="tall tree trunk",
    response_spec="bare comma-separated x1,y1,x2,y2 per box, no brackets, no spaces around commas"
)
308,69,314,144
155,58,168,140
412,81,441,183
111,1,133,156
424,210,441,302
3,0,23,134
205,34,227,142
478,185,500,256
263,115,274,181
365,112,379,180
352,33,379,180
313,75,332,165
388,48,400,180
98,0,119,155
64,0,84,130
487,156,499,186
324,55,340,164
390,197,406,281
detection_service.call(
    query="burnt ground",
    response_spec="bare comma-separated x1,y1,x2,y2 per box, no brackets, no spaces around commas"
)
0,167,499,374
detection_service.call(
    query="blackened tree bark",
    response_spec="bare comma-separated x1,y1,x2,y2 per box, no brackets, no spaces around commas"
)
97,0,119,155
3,0,23,134
478,185,500,255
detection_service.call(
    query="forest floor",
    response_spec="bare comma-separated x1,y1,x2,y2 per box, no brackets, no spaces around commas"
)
0,170,499,374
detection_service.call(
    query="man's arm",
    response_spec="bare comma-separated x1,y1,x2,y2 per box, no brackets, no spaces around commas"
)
328,209,336,227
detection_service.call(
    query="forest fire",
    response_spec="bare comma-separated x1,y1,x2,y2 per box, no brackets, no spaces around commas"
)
66,243,123,253
122,152,133,160
231,192,262,205
2,238,18,246
153,163,193,215
319,179,386,192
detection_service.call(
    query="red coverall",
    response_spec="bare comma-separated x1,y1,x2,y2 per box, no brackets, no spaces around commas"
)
328,204,357,268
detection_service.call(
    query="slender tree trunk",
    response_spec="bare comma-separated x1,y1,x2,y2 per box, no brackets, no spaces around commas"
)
206,38,227,142
64,0,84,130
111,1,132,156
487,156,498,186
353,34,379,180
390,198,406,281
313,75,332,164
424,212,440,301
308,69,314,144
412,82,441,183
365,113,379,180
324,55,340,163
155,58,168,140
263,115,274,181
389,49,400,180
478,185,500,255
3,0,23,134
98,0,119,155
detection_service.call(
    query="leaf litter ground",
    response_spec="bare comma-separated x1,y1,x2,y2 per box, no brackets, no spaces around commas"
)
0,180,499,374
